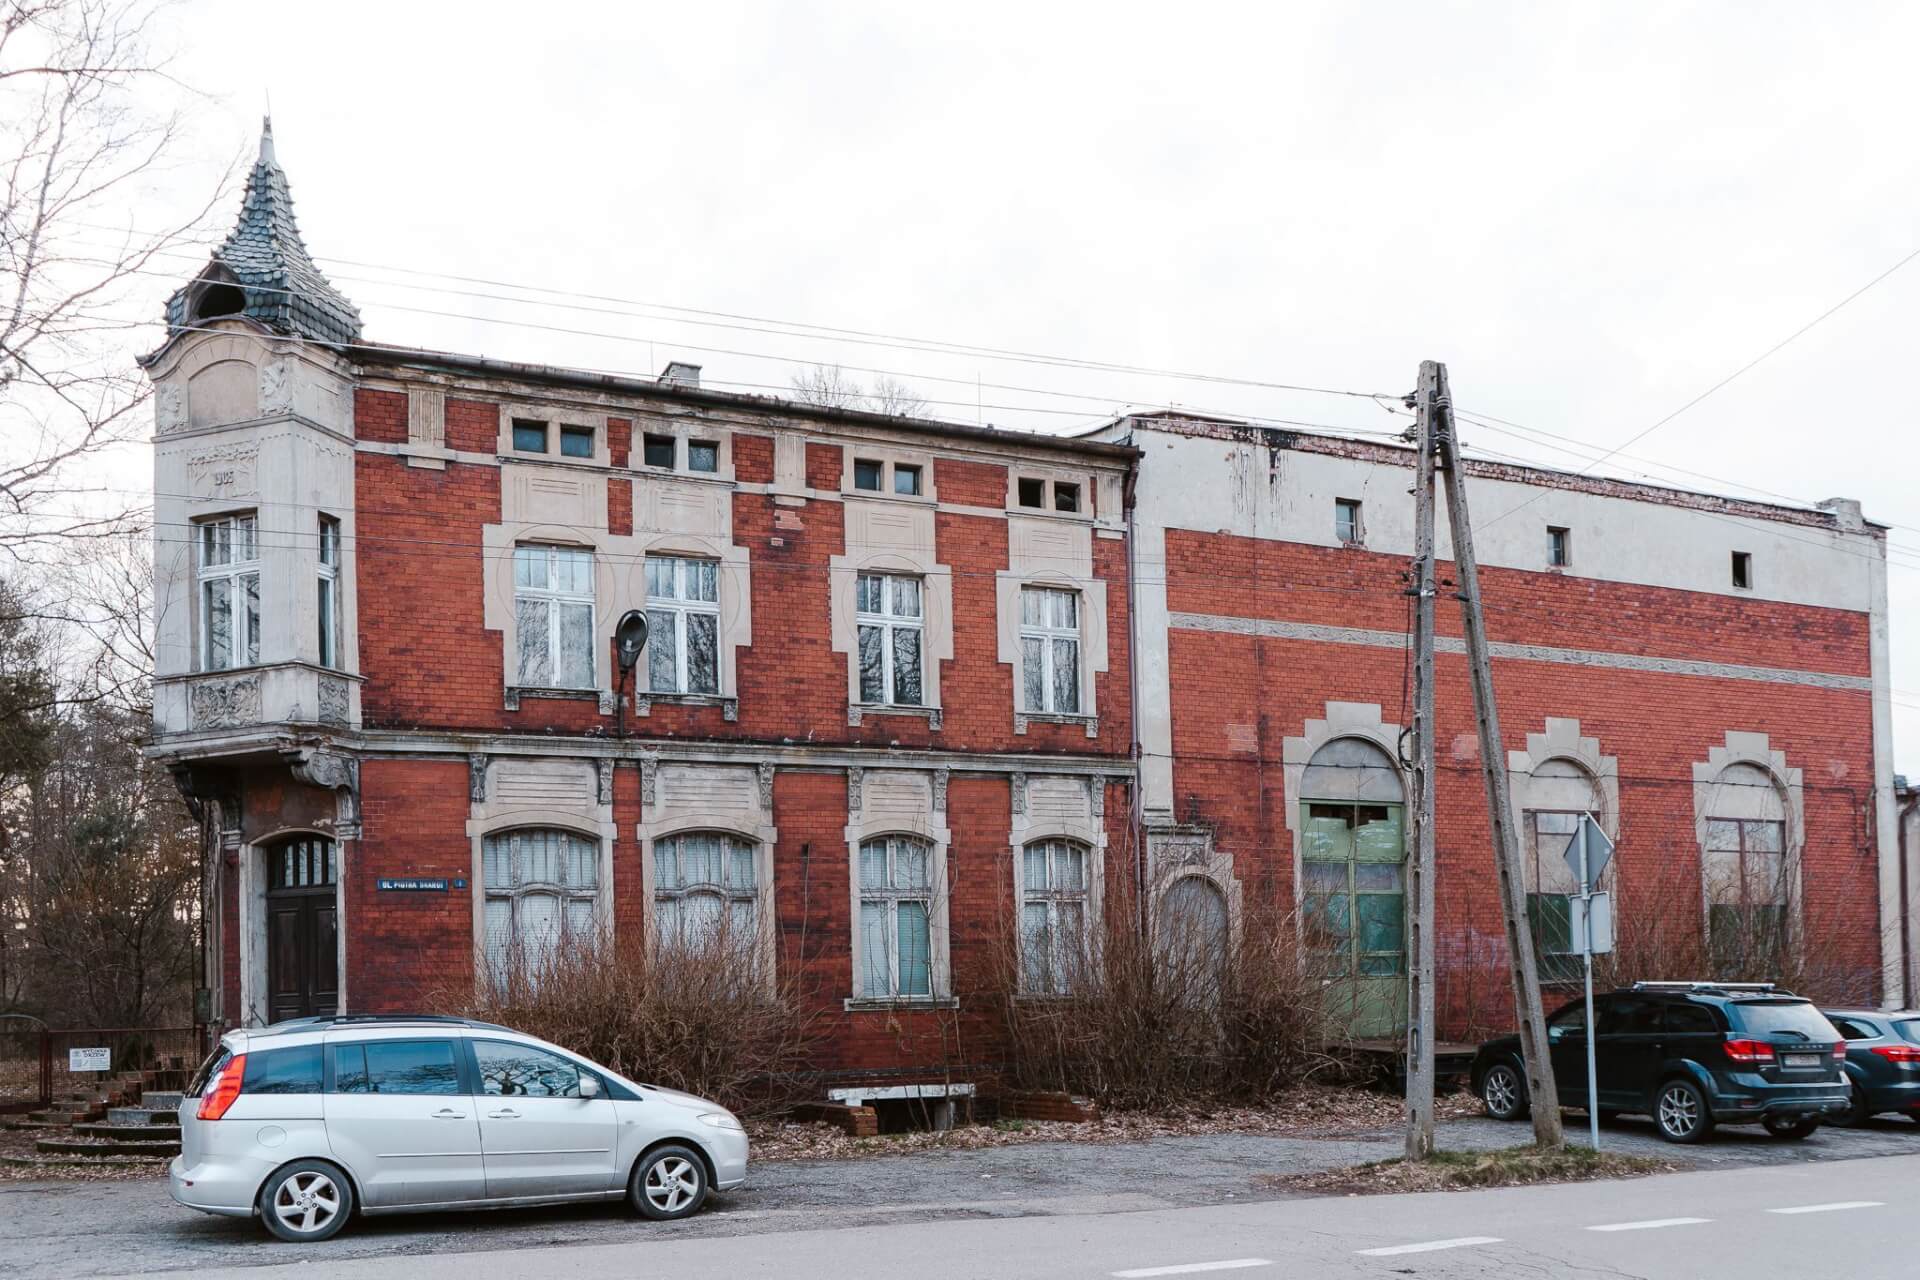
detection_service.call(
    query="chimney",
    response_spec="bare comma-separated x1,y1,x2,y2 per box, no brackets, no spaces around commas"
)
1816,497,1866,533
660,361,702,389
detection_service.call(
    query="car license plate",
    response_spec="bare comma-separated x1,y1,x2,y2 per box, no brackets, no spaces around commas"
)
1783,1053,1820,1068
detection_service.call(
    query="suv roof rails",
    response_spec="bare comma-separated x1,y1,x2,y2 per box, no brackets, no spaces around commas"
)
261,1013,506,1030
1627,980,1796,998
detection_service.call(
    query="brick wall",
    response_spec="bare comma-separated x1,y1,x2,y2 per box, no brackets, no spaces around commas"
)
1160,529,1883,1032
348,758,477,1008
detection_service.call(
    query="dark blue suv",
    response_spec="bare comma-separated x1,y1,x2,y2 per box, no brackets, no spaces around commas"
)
1471,982,1850,1143
1821,1008,1920,1126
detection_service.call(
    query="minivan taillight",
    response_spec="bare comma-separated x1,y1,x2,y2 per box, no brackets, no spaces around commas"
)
1870,1044,1920,1066
198,1053,246,1120
1724,1038,1775,1064
1833,1041,1849,1061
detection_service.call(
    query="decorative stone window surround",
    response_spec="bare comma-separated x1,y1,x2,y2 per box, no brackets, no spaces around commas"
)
1281,702,1408,920
630,411,737,484
1692,731,1805,947
841,445,937,504
832,497,954,726
482,464,752,719
635,760,778,977
496,400,611,467
997,515,1109,738
1010,773,1108,997
465,755,617,985
1006,466,1094,520
844,768,956,1010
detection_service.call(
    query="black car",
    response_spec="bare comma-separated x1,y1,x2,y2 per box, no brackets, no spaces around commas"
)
1470,982,1850,1143
1821,1007,1920,1126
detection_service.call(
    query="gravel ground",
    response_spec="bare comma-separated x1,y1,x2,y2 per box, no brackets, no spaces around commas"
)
4,1111,1915,1278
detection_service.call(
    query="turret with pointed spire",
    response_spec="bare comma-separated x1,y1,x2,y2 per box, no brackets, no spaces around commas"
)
163,119,362,346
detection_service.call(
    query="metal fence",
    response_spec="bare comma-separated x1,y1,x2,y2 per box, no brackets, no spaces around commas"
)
0,1021,206,1111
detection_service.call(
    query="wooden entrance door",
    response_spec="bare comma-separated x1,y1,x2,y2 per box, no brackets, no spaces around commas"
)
265,836,338,1022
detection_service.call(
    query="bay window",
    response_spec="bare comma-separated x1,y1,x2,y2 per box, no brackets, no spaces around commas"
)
317,515,341,669
198,513,260,671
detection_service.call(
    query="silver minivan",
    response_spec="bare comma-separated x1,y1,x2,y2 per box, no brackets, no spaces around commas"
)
169,1014,748,1242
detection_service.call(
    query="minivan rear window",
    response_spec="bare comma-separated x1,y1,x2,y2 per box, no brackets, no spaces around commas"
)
1729,1000,1840,1041
186,1048,231,1098
244,1044,323,1094
1897,1019,1920,1045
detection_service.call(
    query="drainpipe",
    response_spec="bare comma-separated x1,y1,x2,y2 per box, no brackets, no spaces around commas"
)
1122,446,1148,935
1901,785,1918,1008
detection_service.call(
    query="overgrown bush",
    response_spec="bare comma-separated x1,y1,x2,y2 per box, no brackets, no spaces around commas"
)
1000,892,1335,1110
433,927,823,1118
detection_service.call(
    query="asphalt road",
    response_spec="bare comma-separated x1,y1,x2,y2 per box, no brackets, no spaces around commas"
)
110,1153,1920,1280
6,1113,1916,1278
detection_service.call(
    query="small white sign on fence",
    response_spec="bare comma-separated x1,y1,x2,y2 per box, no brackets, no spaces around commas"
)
68,1046,110,1072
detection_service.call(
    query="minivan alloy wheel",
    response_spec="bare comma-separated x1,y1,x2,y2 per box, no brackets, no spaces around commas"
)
644,1155,700,1214
264,1165,348,1240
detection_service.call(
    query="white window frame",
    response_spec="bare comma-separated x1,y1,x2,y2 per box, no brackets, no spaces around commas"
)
317,515,341,669
480,828,601,983
197,512,261,671
1547,525,1571,568
1020,838,1090,995
513,543,596,690
645,555,721,695
856,573,924,706
1019,586,1081,714
1335,498,1363,544
856,834,937,999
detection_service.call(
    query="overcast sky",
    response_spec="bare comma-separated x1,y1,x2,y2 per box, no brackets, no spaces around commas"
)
116,1,1920,762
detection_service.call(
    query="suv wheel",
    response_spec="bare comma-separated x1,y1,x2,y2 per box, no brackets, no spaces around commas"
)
630,1144,708,1221
1654,1079,1713,1144
1480,1062,1529,1121
1829,1084,1871,1128
259,1160,354,1242
1762,1114,1821,1141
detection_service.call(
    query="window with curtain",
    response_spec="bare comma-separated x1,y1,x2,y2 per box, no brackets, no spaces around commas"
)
1021,839,1089,994
645,555,720,694
1019,586,1080,714
856,573,924,706
481,829,600,983
857,835,934,999
653,831,758,948
514,544,595,689
197,513,260,670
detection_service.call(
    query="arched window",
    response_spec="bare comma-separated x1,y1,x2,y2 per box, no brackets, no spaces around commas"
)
654,831,757,948
1299,736,1406,1038
481,828,599,981
1519,759,1604,983
1702,763,1789,974
1020,839,1089,994
857,835,933,998
193,281,247,320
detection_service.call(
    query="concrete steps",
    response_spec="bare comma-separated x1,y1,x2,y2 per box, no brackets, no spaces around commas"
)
35,1135,179,1158
106,1106,178,1127
73,1121,181,1141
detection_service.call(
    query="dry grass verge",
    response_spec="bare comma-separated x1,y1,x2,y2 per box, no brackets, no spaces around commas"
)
750,1085,1483,1162
1264,1143,1677,1196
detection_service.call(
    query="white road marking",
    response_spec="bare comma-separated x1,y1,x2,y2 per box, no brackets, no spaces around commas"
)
1768,1201,1885,1215
1111,1261,1273,1278
1586,1218,1711,1232
1356,1237,1504,1256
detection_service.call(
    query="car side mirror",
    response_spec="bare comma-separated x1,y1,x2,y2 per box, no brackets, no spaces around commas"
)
578,1075,601,1100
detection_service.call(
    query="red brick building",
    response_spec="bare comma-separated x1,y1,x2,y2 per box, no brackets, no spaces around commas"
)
146,129,1907,1092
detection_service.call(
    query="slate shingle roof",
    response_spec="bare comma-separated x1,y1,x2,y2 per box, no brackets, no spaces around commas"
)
165,120,362,346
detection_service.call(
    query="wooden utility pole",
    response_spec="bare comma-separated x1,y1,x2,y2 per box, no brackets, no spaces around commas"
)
1403,362,1441,1159
1431,367,1565,1148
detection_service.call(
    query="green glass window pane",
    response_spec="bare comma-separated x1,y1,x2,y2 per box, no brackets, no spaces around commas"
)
1358,953,1403,977
1302,815,1352,861
1353,807,1404,862
1353,863,1402,891
1302,862,1347,891
1355,893,1404,954
1304,892,1351,941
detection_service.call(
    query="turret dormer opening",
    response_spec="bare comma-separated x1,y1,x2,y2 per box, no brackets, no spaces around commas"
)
192,281,246,321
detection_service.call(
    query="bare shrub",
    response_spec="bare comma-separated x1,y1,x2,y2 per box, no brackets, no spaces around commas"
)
1001,888,1334,1110
1594,892,1879,1007
433,925,823,1118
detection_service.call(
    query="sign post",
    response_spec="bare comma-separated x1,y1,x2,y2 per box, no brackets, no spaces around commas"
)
1566,813,1615,1151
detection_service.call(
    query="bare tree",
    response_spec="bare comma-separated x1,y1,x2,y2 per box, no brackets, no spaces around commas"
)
0,0,223,555
790,364,929,418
